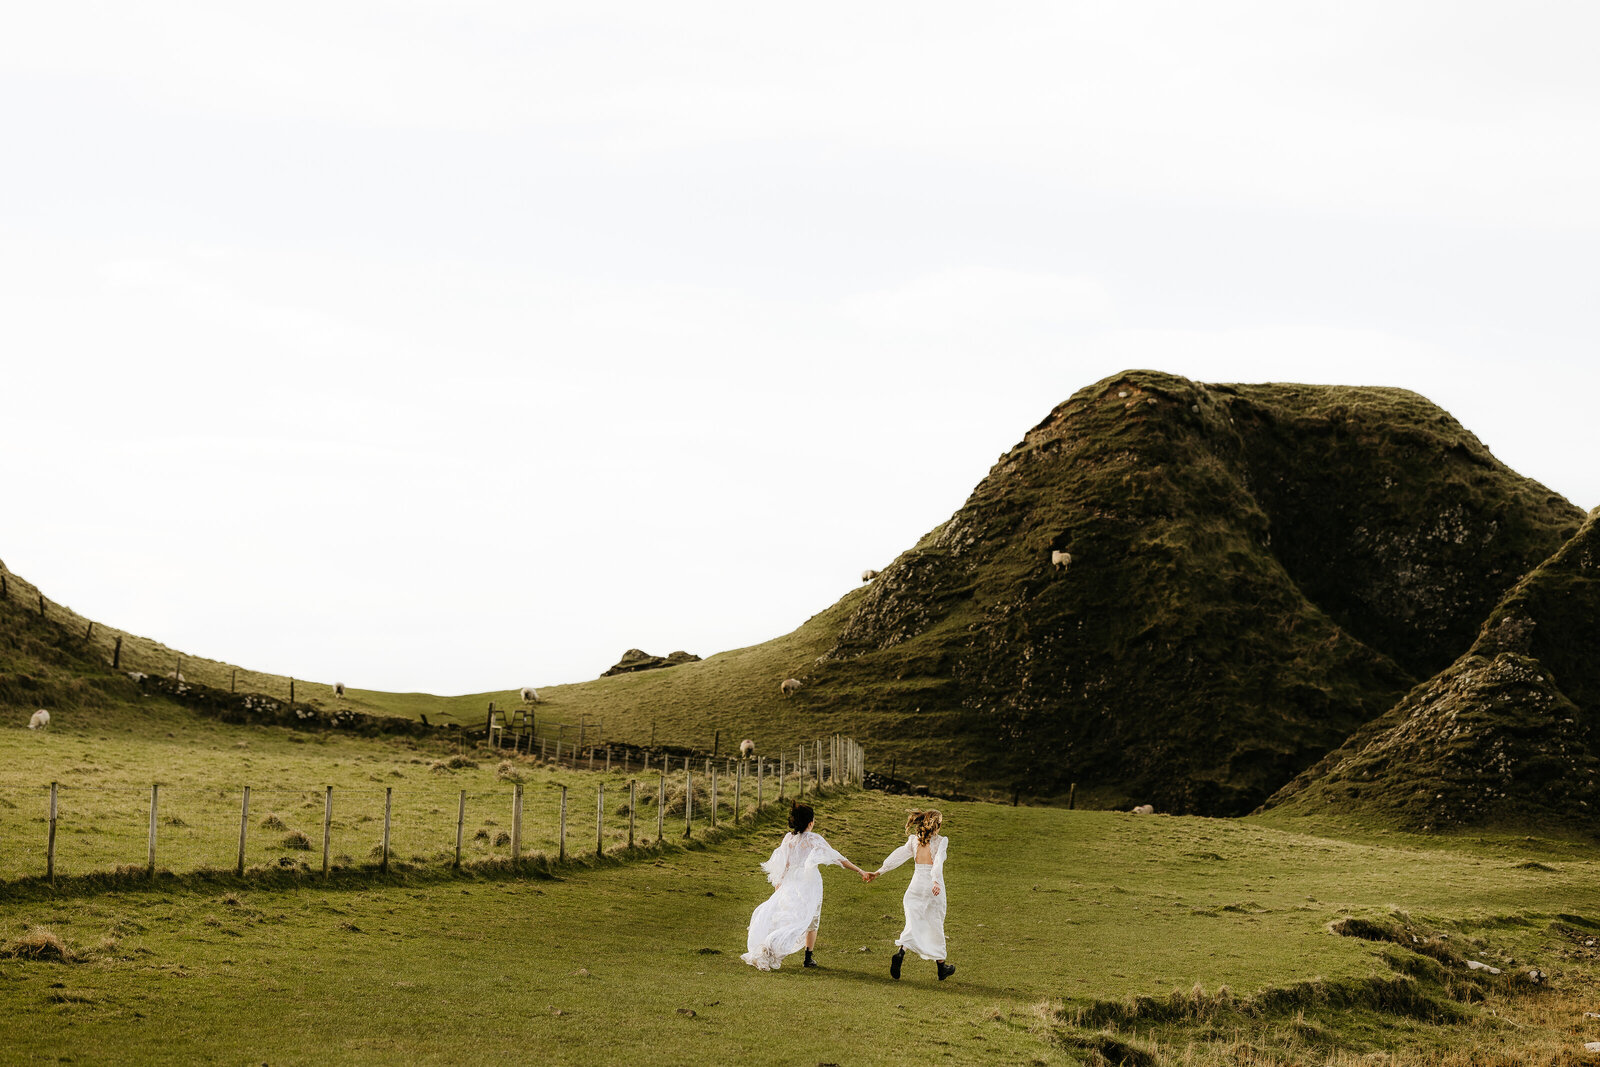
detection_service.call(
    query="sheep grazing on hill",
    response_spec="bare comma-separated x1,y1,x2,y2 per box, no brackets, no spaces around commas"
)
520,686,539,703
169,670,185,682
1051,550,1072,568
1130,804,1154,815
780,678,801,697
861,569,881,582
740,739,755,758
334,682,345,698
28,709,50,730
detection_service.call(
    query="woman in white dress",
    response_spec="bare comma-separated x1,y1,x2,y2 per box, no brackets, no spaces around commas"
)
742,802,870,971
868,809,954,981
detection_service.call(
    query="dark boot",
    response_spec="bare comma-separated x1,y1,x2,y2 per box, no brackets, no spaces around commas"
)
803,949,818,968
937,960,956,981
890,948,905,980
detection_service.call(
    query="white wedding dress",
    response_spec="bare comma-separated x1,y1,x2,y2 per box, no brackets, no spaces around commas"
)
741,830,846,970
876,834,948,961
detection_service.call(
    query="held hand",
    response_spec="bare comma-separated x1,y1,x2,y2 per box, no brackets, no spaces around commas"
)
932,883,941,896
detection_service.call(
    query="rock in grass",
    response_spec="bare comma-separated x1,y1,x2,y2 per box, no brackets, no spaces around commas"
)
1465,960,1502,974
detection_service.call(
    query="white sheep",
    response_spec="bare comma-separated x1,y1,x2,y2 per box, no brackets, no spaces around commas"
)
28,709,50,730
780,678,801,697
127,671,147,682
861,569,881,582
1131,803,1154,815
520,686,539,703
1051,550,1072,568
740,739,755,758
334,682,346,697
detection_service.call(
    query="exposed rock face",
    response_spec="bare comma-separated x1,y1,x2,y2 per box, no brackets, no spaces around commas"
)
1264,508,1600,828
806,370,1581,815
600,648,702,678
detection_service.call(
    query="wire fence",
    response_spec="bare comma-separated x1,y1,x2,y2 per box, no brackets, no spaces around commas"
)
0,736,865,884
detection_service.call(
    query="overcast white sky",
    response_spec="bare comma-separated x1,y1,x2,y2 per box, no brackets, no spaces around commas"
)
4,2,1598,693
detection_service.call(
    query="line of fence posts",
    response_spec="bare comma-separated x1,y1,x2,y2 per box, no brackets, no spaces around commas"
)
26,736,864,881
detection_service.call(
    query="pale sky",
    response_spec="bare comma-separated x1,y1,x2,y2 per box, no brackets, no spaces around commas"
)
4,2,1598,693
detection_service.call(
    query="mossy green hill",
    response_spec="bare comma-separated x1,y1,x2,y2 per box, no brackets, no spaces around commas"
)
1,370,1583,817
793,371,1580,814
1263,507,1600,831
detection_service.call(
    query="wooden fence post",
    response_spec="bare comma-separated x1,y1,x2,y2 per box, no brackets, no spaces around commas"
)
47,782,57,884
710,766,718,830
289,677,295,704
815,740,823,791
596,781,605,857
236,786,250,876
455,790,466,868
322,786,333,877
112,635,122,669
757,759,764,810
735,761,743,823
656,772,665,843
1068,782,1077,810
684,767,693,838
380,787,392,873
38,590,46,617
778,755,785,801
231,668,237,693
628,780,637,849
147,784,159,877
559,786,568,861
512,783,524,864
605,747,612,774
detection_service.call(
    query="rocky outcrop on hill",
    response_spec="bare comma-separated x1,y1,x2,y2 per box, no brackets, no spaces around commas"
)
1262,508,1600,829
799,370,1581,815
601,648,702,678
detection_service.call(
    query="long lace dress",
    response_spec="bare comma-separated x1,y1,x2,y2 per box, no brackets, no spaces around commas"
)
876,834,948,960
741,830,847,970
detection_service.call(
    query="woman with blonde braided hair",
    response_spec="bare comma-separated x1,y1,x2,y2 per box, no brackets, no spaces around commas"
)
866,808,954,981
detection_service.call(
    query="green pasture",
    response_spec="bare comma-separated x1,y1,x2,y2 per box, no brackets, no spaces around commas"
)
3,779,1600,1065
0,701,809,885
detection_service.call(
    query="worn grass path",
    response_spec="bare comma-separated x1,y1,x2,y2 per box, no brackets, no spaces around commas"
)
3,790,1599,1065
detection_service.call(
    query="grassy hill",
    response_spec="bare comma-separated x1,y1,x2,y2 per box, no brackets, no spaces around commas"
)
1262,507,1600,831
3,370,1583,815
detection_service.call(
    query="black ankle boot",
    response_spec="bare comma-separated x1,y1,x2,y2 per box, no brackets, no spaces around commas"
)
937,960,956,981
803,950,818,968
890,948,905,980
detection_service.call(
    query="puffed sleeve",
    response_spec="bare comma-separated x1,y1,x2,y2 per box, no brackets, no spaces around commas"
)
760,833,792,887
931,836,949,896
877,836,916,874
806,833,847,867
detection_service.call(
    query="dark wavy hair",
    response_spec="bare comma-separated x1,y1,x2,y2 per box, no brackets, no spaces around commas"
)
788,802,815,833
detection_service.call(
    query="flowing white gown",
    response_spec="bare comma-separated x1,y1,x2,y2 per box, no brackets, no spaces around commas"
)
876,834,948,961
741,830,847,971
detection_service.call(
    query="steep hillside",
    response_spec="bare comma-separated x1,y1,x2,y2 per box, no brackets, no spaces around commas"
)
515,372,1578,812
5,370,1581,814
1261,507,1600,830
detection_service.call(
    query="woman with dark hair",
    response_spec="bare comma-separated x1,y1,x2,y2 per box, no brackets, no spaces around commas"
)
741,801,870,971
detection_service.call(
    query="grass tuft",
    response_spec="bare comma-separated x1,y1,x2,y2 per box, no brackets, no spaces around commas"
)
1,925,76,963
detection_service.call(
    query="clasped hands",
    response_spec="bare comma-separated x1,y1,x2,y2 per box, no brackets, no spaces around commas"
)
860,870,879,883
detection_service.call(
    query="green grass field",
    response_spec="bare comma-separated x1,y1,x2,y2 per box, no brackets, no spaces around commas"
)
4,704,1600,1065
0,699,826,885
